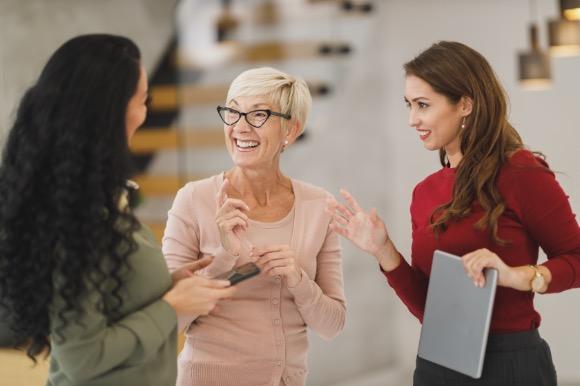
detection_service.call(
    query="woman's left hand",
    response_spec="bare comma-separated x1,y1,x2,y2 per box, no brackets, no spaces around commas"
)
462,248,511,287
462,248,529,291
251,245,302,287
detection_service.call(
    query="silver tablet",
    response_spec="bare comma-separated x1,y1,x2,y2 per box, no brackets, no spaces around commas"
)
417,249,498,379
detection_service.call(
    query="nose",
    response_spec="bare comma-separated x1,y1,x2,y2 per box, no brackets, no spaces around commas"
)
232,115,252,133
408,108,420,128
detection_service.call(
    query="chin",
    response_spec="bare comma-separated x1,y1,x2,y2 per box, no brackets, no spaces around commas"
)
231,157,257,169
423,142,440,151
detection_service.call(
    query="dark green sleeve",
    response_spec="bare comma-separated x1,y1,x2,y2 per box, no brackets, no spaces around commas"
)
50,289,176,383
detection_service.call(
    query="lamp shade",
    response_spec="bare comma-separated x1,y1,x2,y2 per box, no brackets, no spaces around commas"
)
563,0,580,20
548,18,580,55
519,23,551,90
518,50,552,89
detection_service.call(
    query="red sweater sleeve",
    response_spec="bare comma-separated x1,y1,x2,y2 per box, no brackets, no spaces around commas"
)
381,256,428,321
512,158,580,293
381,186,429,321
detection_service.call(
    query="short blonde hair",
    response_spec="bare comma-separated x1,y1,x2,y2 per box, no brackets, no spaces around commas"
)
226,67,312,134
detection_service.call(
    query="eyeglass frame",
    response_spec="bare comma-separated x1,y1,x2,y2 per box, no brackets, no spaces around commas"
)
216,105,292,128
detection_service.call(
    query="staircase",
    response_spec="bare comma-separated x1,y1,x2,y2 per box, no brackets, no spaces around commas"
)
131,0,375,242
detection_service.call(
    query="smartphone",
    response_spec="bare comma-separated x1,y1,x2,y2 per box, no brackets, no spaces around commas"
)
214,262,260,285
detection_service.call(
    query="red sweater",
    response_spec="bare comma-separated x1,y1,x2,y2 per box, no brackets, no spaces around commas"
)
383,150,580,333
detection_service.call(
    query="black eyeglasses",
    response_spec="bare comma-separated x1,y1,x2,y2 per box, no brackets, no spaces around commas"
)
217,106,291,128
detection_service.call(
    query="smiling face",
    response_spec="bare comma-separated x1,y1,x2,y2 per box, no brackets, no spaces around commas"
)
404,75,471,160
224,95,293,171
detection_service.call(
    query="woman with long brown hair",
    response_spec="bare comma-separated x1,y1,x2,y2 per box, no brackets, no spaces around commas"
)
0,34,235,386
327,41,580,385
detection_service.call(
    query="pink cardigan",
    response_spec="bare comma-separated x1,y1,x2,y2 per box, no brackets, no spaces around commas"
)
162,173,346,386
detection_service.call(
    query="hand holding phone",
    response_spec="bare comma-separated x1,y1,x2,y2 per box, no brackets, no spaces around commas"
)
214,262,260,285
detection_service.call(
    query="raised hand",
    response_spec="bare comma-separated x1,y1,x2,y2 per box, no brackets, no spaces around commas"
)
326,189,401,271
251,245,302,287
326,189,390,256
215,178,251,256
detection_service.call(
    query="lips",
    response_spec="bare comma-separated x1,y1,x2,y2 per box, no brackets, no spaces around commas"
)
417,129,431,141
234,138,260,151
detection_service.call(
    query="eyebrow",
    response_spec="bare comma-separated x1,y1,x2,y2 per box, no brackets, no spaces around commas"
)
251,103,271,109
404,96,431,102
228,99,272,109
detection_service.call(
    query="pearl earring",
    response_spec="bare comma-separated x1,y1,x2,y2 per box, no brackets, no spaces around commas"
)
284,140,289,145
461,117,466,129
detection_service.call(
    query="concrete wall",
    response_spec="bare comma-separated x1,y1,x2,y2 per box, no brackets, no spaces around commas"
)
0,0,177,136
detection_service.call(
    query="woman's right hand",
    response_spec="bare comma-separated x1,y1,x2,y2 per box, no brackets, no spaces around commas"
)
215,178,251,257
326,189,401,271
163,275,236,316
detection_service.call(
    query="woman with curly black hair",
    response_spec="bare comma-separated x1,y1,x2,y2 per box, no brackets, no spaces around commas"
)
0,34,235,386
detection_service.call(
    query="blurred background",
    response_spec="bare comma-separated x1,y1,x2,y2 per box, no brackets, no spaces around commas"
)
0,0,579,385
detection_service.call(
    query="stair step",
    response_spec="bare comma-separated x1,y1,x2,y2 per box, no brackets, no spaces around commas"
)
130,128,224,154
309,0,375,13
133,174,209,196
149,81,331,111
178,41,351,65
150,84,226,111
240,41,352,61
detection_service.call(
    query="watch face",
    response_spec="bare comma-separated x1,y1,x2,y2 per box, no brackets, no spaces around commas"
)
532,275,545,292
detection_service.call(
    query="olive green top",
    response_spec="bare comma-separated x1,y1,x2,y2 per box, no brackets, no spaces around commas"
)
47,224,177,386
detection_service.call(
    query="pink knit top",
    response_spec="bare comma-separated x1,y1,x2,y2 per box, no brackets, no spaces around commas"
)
162,173,346,386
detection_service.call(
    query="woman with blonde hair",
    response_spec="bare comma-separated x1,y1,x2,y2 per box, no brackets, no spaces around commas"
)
328,41,580,385
163,67,346,386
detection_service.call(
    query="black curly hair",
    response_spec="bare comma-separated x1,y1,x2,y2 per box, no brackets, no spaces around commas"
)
0,34,142,361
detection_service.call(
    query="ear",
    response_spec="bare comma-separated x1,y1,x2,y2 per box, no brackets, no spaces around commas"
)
460,96,473,117
284,119,303,146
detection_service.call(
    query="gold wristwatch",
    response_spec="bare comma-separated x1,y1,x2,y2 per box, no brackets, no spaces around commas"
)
528,265,546,293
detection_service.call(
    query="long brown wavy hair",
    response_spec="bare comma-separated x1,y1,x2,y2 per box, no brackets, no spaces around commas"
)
404,41,525,245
